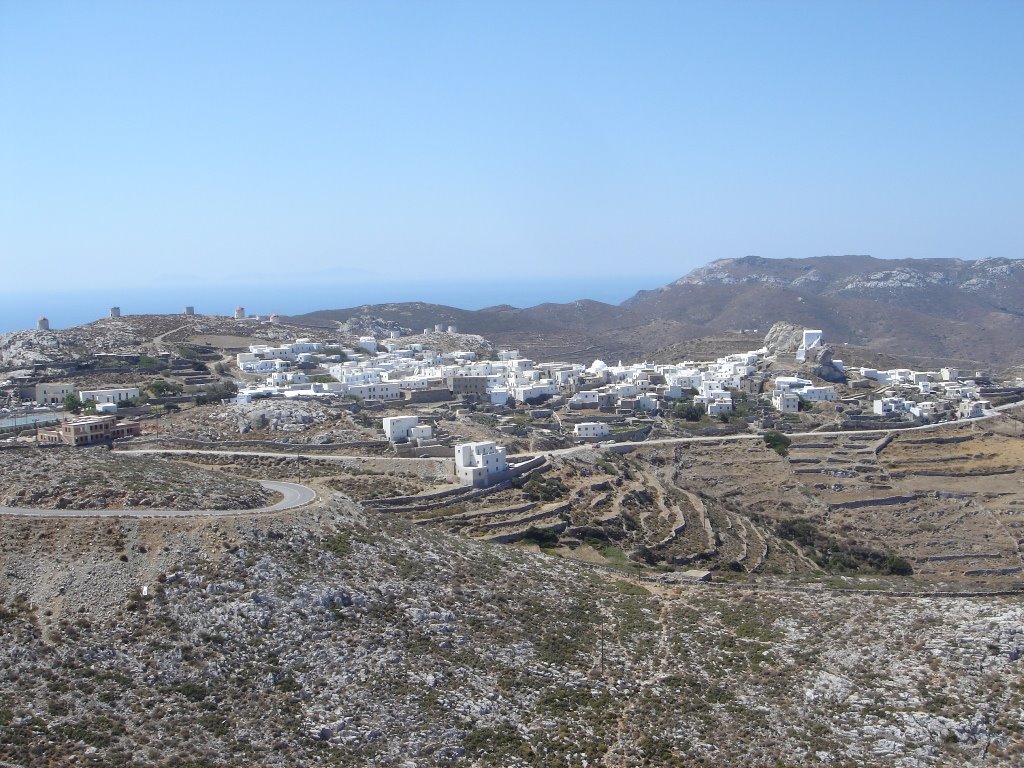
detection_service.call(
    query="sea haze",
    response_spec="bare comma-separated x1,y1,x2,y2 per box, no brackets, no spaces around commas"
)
0,275,676,334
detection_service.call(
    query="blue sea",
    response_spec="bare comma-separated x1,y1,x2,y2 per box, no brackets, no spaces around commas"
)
0,276,674,334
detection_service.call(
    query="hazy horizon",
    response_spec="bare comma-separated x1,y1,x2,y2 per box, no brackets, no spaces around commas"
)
0,273,680,334
5,249,1023,334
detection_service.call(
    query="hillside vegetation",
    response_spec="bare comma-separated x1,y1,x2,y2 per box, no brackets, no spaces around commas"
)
1,499,1022,766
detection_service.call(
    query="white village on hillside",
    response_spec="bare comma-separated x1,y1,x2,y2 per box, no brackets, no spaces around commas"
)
7,321,1016,489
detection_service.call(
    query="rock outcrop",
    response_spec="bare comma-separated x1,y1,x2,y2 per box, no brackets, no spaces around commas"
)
763,321,805,355
0,446,271,510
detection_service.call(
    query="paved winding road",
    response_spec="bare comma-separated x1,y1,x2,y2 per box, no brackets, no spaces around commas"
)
0,480,316,518
8,399,1015,519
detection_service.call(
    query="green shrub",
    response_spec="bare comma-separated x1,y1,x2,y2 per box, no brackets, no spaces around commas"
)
673,402,704,421
775,518,818,547
763,430,792,456
521,526,560,547
882,554,914,576
138,355,167,370
522,475,568,502
322,532,352,557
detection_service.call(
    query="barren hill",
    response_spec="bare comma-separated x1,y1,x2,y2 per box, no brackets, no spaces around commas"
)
623,255,1024,363
2,492,1021,766
287,256,1024,366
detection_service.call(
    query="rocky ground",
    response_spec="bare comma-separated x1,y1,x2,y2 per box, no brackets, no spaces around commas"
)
0,447,272,510
224,400,339,436
152,400,380,444
0,315,341,372
0,498,1021,767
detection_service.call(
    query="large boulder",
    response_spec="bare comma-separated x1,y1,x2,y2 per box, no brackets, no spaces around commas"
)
809,346,847,383
764,321,846,383
763,322,804,355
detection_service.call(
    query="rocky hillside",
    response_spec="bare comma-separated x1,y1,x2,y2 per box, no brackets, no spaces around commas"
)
623,255,1024,363
0,447,271,510
663,255,1024,309
0,315,341,373
289,256,1024,365
7,257,1024,370
1,498,1021,766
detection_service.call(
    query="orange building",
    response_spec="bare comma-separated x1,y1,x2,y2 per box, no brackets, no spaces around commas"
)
38,415,141,446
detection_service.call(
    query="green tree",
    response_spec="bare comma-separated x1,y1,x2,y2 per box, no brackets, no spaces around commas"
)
673,402,704,421
138,355,166,370
62,393,82,413
194,381,238,404
882,554,914,576
148,379,181,397
763,430,792,456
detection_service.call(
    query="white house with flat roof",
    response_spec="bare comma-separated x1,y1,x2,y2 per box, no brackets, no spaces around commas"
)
383,416,433,443
347,382,401,401
568,390,601,408
635,393,660,411
772,390,800,414
35,383,77,406
574,422,610,438
800,385,836,402
454,441,509,487
874,397,912,416
78,387,140,405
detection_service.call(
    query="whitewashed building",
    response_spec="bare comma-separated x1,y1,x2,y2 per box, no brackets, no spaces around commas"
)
574,422,610,438
383,416,432,443
772,391,800,414
35,383,77,406
78,387,140,405
454,441,509,487
347,382,401,401
795,329,823,362
800,386,836,402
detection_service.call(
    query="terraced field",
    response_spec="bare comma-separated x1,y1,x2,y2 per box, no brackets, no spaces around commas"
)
365,407,1024,588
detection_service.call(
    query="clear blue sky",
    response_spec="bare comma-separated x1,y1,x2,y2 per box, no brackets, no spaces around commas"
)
2,0,1022,310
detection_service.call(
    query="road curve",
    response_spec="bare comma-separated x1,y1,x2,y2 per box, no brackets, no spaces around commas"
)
0,480,316,519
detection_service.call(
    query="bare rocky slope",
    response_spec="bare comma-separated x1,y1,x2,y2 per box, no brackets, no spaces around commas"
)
0,315,341,373
1,497,1022,767
0,447,272,511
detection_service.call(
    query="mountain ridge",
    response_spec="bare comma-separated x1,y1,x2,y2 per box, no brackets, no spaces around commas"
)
286,255,1024,365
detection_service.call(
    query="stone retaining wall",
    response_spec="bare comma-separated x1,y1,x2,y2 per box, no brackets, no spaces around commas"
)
119,436,390,453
